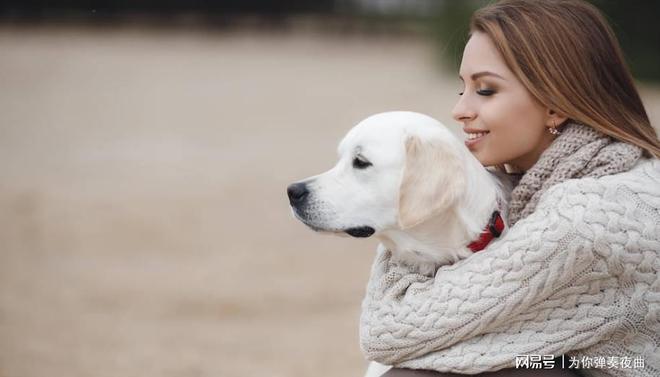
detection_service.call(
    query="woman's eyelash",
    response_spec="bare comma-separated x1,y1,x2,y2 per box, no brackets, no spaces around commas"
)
458,89,495,96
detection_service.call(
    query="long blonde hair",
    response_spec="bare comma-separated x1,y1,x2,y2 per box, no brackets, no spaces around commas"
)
470,0,660,158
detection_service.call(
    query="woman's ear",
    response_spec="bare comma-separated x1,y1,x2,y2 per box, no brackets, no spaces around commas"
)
546,109,568,129
398,136,466,229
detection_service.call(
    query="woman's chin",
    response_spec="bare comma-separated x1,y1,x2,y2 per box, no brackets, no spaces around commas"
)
471,150,492,166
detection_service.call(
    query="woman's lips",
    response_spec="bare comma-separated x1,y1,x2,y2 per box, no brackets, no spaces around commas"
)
465,131,489,149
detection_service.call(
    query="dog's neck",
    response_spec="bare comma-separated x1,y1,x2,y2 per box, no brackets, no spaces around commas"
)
377,156,509,272
377,214,476,268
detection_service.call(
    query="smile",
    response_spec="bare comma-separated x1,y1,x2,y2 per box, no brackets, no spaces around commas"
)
465,131,489,148
467,132,488,139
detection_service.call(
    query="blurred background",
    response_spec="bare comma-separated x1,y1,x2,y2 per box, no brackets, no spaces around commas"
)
0,1,658,377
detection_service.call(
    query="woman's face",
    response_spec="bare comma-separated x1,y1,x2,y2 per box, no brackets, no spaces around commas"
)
452,32,556,170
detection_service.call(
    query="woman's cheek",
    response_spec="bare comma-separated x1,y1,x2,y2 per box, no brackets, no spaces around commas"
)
485,126,523,166
484,131,507,165
481,112,507,156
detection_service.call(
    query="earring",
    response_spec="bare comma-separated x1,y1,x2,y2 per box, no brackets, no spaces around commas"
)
548,121,561,135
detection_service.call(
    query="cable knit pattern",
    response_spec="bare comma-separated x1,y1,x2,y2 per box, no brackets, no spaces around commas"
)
360,158,660,377
507,122,643,226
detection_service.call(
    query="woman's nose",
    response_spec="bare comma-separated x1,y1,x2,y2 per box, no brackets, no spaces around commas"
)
452,95,477,123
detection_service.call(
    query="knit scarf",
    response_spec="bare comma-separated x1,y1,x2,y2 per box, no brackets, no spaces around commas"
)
507,122,643,226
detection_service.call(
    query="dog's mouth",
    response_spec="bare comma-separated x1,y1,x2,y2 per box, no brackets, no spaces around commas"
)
291,207,375,238
344,226,375,238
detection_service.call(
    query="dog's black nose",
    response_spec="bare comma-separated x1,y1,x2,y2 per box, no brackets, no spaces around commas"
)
287,182,309,206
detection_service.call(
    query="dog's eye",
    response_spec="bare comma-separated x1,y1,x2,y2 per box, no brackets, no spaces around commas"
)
352,157,372,169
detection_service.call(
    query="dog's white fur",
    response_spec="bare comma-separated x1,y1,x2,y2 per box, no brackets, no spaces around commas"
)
288,111,513,376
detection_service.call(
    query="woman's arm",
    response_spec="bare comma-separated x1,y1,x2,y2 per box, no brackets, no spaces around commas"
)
360,179,630,371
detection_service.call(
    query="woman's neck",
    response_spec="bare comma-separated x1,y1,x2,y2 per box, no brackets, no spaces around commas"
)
510,133,558,171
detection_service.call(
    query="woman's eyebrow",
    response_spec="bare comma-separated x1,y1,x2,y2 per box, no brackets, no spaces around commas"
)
458,71,505,81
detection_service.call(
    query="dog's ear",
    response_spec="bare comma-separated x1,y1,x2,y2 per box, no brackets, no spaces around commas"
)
398,135,465,229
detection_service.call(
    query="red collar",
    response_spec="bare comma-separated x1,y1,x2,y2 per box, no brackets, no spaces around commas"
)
467,211,505,252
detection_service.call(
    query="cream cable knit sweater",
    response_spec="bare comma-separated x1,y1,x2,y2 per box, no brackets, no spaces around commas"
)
360,158,660,376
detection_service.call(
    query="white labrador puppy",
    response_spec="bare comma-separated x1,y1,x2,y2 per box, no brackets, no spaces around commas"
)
287,111,512,376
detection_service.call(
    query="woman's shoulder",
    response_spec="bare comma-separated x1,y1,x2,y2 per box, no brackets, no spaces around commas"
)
596,157,660,187
540,158,660,213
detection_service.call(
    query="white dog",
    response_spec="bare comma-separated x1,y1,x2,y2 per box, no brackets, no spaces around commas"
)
287,111,513,376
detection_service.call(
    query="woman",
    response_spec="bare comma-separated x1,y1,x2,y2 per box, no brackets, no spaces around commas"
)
360,1,660,376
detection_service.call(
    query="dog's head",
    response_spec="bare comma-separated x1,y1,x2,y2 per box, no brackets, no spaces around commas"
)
287,111,466,238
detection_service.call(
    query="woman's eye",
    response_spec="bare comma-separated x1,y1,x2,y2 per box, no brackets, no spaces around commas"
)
458,89,494,96
352,157,372,169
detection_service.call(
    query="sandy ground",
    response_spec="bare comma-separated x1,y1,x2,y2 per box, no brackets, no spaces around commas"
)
0,24,659,377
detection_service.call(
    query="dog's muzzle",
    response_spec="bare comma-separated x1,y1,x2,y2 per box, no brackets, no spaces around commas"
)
287,181,375,237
